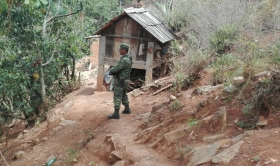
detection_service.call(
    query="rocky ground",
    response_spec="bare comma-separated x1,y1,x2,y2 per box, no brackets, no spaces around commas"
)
1,55,280,166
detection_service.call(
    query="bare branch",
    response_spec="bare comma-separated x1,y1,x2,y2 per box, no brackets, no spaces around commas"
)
0,151,9,166
42,30,61,66
42,50,56,67
0,112,26,121
54,0,62,16
1,96,13,111
46,2,83,24
42,0,53,35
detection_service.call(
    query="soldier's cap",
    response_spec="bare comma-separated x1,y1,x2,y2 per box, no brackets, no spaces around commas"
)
119,43,129,50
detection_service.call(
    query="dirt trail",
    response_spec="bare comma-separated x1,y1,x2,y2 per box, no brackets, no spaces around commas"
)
4,55,280,166
6,80,175,166
4,55,175,166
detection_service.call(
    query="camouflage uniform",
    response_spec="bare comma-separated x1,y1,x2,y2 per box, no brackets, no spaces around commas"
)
109,54,132,110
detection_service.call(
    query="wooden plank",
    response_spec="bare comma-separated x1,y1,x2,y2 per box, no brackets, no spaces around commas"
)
152,83,173,95
104,58,146,69
145,42,154,84
97,64,104,91
130,39,138,61
98,36,106,65
103,34,153,42
105,36,114,58
152,60,164,69
114,19,124,59
122,17,131,54
97,36,106,91
130,18,140,62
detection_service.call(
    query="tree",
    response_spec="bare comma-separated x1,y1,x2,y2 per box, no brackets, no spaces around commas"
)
0,0,126,127
0,0,85,125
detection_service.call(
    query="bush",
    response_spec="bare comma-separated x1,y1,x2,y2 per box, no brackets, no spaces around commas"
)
210,24,238,55
169,99,182,111
210,53,241,85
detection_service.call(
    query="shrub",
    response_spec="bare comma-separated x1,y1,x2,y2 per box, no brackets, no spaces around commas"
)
210,24,238,55
169,99,182,111
210,53,241,85
65,148,79,165
170,39,181,56
187,118,198,127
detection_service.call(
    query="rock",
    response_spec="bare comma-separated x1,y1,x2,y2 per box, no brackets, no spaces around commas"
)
170,95,176,100
23,130,29,134
41,137,48,141
212,141,244,163
188,139,231,166
196,84,223,95
232,76,245,86
242,154,250,158
207,107,227,133
130,89,144,97
64,101,74,112
105,134,119,151
182,93,192,99
13,151,26,160
151,102,169,113
133,112,150,121
264,160,272,165
199,99,209,107
53,126,62,131
54,108,63,115
112,160,125,166
224,85,237,93
202,134,226,141
59,120,76,126
111,151,123,160
256,116,267,126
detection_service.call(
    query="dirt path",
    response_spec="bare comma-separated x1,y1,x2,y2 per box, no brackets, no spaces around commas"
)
4,55,175,166
4,55,280,166
6,79,175,166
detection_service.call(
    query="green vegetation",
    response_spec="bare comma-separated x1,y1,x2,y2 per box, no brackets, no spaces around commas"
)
65,148,79,165
156,0,280,129
252,155,260,162
187,118,198,127
0,0,120,128
1,0,280,131
169,99,182,111
210,24,238,55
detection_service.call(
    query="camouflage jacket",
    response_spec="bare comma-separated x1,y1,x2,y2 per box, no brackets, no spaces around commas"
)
109,54,132,82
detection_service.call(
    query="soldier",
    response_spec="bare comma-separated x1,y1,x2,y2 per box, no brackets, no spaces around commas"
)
108,43,132,119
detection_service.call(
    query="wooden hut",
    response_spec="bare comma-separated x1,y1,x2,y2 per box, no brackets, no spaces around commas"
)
93,7,177,91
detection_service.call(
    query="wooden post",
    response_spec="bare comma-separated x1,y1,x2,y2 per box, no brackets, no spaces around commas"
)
145,42,154,84
97,36,106,91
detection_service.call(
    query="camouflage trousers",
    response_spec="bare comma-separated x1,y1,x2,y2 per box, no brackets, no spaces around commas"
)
113,79,130,110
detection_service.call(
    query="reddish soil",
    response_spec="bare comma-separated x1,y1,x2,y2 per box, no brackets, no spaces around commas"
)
1,54,280,166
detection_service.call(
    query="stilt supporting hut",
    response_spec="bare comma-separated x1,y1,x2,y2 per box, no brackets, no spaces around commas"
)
91,7,177,91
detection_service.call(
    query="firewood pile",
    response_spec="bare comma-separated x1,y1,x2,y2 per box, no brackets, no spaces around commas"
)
128,76,175,97
128,78,145,92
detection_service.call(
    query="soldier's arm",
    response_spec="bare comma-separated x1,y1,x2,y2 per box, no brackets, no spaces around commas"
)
109,59,125,75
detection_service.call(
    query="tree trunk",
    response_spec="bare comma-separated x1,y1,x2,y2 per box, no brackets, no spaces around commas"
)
39,61,48,113
69,53,76,80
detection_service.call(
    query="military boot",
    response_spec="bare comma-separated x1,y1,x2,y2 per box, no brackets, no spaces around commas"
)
108,109,120,119
122,105,131,114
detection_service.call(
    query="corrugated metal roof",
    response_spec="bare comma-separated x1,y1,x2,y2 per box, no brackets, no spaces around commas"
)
94,7,177,43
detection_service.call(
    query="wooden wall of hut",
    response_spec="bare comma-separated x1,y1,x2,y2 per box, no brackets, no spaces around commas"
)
101,16,156,64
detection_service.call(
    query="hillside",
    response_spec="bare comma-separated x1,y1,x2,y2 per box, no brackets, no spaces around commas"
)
2,0,280,165
1,54,280,166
